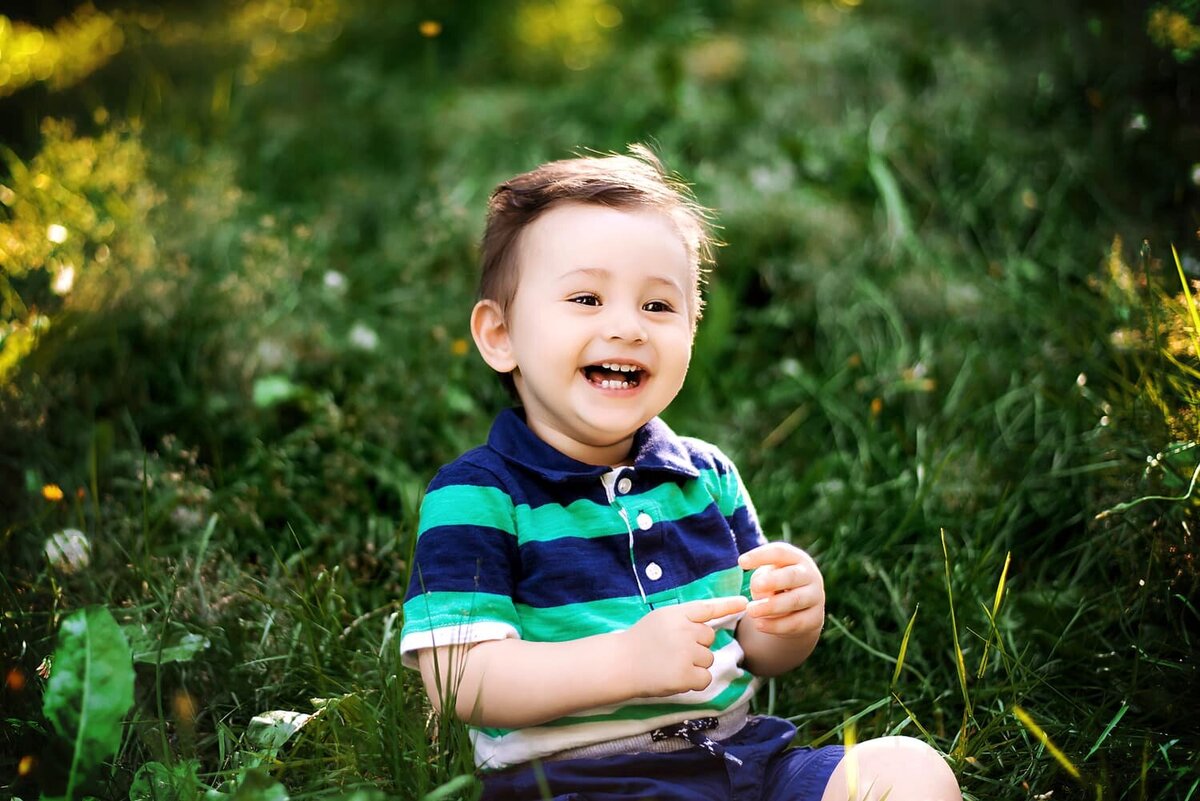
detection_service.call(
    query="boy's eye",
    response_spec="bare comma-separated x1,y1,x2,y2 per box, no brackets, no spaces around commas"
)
643,300,675,313
568,294,600,306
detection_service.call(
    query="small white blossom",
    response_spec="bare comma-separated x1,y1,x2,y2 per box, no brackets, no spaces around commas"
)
349,322,379,351
323,270,347,293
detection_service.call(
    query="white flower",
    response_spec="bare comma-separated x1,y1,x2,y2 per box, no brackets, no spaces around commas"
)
349,322,379,351
323,270,347,293
45,529,91,573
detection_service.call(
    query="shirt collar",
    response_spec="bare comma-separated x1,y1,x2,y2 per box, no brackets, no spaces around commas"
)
487,408,700,482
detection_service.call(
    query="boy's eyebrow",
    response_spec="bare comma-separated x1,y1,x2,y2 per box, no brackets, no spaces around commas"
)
559,267,686,292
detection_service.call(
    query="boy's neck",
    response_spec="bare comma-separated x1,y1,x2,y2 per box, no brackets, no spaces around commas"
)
523,414,637,467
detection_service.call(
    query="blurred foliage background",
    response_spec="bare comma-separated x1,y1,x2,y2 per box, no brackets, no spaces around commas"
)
1,1,1198,800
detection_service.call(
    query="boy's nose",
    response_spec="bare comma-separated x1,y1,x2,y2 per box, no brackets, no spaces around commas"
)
604,307,648,343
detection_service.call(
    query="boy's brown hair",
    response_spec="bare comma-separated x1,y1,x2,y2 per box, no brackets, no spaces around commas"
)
479,145,715,323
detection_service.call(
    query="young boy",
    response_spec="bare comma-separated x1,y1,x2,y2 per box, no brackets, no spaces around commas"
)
400,148,962,800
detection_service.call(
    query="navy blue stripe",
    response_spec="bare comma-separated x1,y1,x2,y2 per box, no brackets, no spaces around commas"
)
729,507,766,554
657,507,743,583
512,505,743,608
515,534,642,607
405,523,517,599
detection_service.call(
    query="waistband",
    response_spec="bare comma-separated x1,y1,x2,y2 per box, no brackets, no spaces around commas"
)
544,703,751,762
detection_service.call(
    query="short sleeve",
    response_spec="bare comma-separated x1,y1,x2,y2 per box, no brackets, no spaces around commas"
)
399,461,523,668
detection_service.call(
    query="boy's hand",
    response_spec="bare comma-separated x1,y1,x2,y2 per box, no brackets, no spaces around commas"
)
620,595,748,698
738,543,825,639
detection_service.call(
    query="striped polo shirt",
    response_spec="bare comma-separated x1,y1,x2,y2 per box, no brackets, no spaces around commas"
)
400,408,767,769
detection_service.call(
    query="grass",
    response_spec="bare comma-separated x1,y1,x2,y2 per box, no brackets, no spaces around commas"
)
2,1,1199,799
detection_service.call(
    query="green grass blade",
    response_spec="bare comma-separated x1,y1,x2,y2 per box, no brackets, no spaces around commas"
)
1084,702,1129,760
890,692,935,742
977,552,1011,679
941,530,972,717
891,604,919,687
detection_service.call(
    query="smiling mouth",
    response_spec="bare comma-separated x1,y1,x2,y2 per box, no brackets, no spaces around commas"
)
583,362,645,389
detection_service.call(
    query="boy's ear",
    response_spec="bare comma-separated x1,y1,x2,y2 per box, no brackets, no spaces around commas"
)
470,299,517,374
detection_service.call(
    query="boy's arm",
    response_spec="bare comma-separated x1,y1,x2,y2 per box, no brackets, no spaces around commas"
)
417,595,748,728
734,542,825,677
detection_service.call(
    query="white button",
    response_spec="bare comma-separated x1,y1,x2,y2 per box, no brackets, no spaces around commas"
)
636,512,653,530
617,477,633,494
645,562,663,581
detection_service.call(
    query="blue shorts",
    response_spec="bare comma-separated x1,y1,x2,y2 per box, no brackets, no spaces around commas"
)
480,715,844,801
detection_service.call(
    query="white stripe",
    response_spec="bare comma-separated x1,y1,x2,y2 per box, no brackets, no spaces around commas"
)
399,622,519,669
472,684,759,769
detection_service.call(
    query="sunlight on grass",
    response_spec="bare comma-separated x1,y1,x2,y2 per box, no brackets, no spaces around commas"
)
1011,705,1082,781
0,7,123,98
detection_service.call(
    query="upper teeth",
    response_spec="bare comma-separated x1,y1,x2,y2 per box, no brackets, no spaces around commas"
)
602,363,637,372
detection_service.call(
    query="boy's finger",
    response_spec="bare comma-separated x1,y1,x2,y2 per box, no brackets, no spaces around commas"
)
751,563,814,597
684,595,749,623
749,565,775,599
738,542,805,569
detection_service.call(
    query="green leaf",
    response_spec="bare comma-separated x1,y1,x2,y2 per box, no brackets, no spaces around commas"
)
225,771,288,801
123,622,211,665
244,710,313,754
43,607,135,800
252,375,302,409
129,760,203,801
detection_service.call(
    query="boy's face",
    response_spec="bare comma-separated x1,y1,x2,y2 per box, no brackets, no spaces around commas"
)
472,202,695,465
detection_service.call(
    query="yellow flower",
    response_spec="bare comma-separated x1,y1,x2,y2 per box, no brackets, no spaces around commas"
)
419,20,442,38
41,484,64,502
451,338,469,356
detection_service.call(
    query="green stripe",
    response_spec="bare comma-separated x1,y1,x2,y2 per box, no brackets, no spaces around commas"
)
419,485,516,536
418,469,746,544
513,468,740,544
402,590,521,635
514,496,622,542
519,566,746,641
713,467,742,517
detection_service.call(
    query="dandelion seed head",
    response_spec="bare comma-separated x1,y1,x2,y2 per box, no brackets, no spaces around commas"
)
44,529,91,573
